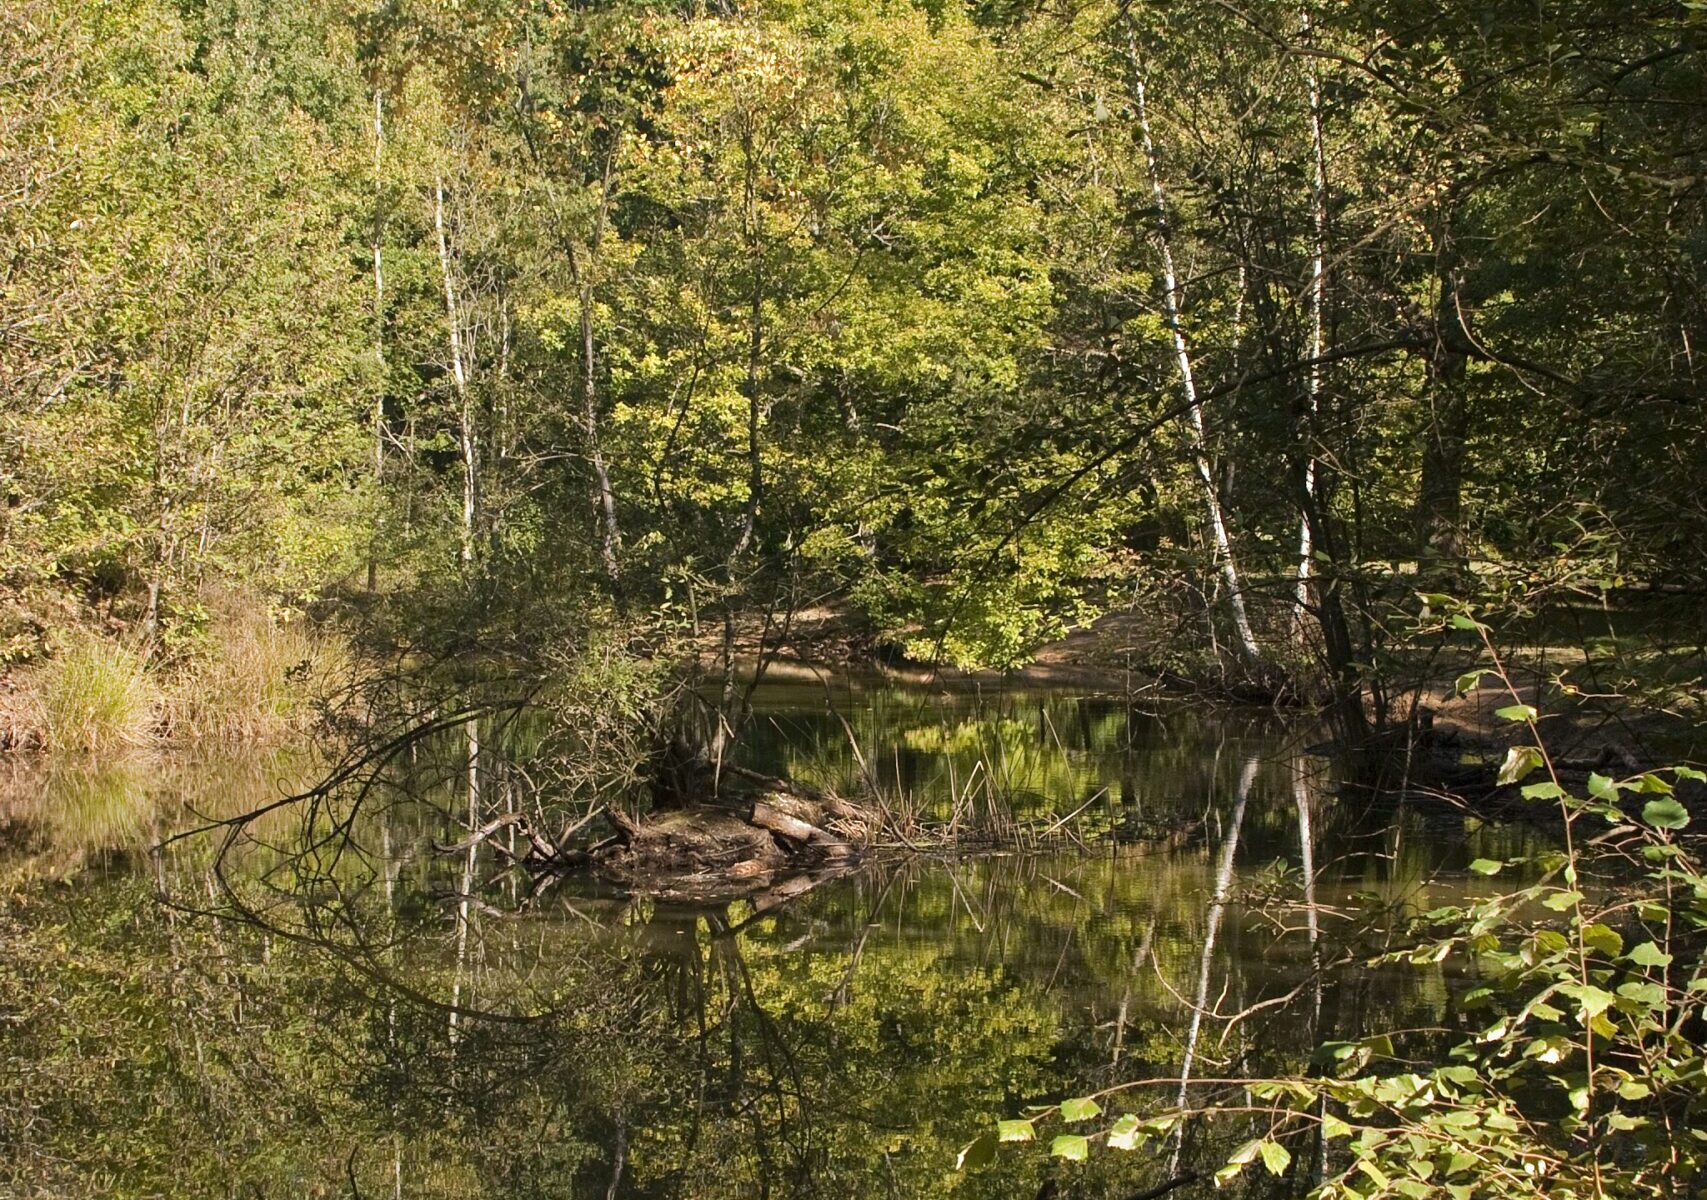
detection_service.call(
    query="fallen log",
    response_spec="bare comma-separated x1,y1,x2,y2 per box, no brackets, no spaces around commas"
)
750,799,859,857
748,799,820,844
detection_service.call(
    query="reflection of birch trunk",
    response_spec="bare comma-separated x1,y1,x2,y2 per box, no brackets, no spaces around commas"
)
1125,37,1263,670
1170,754,1260,1172
1296,760,1320,971
382,814,398,1045
1294,7,1330,633
381,802,403,1196
1295,755,1327,1183
434,170,476,566
449,716,480,1051
1113,918,1157,1065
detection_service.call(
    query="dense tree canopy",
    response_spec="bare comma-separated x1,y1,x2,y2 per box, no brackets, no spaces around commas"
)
4,0,1703,696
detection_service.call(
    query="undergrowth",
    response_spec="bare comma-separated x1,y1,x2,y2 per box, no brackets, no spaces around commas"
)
1,600,344,752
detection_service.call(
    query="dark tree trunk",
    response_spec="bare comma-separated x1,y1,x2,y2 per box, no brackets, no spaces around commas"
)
1414,238,1472,574
1415,353,1469,565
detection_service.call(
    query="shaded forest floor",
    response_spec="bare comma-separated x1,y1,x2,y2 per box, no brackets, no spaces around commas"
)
714,597,1707,772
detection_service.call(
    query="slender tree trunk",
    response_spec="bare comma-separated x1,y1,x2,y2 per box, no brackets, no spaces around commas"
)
834,371,878,560
1295,757,1327,1185
1294,8,1329,632
711,123,768,771
143,575,162,640
1298,482,1370,742
449,716,479,1052
565,190,622,586
1286,16,1372,745
1416,391,1468,559
368,88,386,592
491,292,511,561
712,606,739,779
519,117,624,590
145,464,172,643
730,125,764,569
1415,320,1469,566
605,1109,626,1200
1127,44,1264,671
434,171,476,567
1414,229,1469,570
576,273,623,587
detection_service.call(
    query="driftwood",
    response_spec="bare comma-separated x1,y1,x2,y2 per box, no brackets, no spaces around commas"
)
434,812,565,865
750,799,859,859
437,768,868,907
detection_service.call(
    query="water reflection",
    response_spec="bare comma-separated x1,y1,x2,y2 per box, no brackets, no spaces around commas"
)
0,682,1551,1197
0,751,309,883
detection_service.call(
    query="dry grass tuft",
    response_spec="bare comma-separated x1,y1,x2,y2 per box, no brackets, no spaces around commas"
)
161,610,341,743
2,596,347,753
15,638,161,752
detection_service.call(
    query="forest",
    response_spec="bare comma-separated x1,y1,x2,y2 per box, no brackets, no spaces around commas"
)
2,0,1706,1197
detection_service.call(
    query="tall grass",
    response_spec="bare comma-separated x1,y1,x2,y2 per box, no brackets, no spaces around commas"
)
2,603,344,752
23,638,160,752
161,610,341,743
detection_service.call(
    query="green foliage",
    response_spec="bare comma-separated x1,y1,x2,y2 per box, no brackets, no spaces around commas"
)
2,0,371,650
980,631,1707,1197
8,0,1707,685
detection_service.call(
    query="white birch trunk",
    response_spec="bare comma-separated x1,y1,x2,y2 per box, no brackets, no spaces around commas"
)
579,277,623,586
1129,60,1264,669
369,89,385,591
1294,7,1330,632
434,170,476,566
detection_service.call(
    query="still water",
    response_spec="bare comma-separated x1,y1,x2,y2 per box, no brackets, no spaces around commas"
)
0,680,1538,1199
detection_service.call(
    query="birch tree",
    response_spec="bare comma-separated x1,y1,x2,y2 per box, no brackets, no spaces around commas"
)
369,87,387,591
433,169,478,568
1122,24,1265,671
1292,5,1329,632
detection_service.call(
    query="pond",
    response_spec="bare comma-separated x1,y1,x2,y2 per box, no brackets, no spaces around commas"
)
0,679,1543,1199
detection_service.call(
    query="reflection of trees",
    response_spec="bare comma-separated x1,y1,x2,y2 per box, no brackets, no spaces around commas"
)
2,683,1566,1198
3,848,1066,1196
1,847,1491,1199
0,752,307,873
599,894,1070,1199
1169,754,1258,1173
745,684,1276,830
